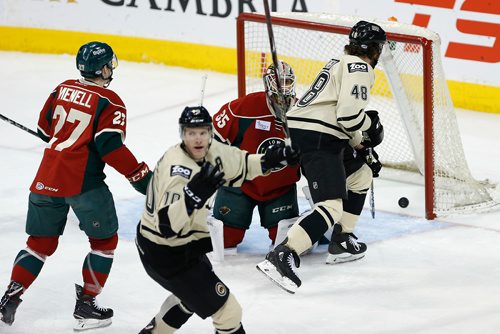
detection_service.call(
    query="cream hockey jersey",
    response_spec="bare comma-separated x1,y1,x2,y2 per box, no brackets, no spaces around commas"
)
139,140,264,249
287,55,376,148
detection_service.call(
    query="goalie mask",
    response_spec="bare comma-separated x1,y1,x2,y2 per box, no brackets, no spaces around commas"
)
263,61,296,116
76,41,118,84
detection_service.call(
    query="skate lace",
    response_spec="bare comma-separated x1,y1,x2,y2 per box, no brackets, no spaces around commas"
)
286,253,299,276
348,235,361,251
91,298,108,312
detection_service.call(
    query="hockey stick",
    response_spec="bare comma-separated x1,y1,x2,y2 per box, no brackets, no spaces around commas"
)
367,148,376,219
0,113,39,138
262,0,291,146
199,74,208,106
370,180,375,219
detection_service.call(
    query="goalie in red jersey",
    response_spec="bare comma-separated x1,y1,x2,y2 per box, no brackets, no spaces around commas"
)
211,61,301,250
0,42,152,331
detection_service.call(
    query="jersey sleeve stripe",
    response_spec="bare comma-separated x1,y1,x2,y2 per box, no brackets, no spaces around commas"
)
338,113,368,132
37,126,50,138
213,127,231,144
288,116,348,135
95,128,125,144
337,108,364,122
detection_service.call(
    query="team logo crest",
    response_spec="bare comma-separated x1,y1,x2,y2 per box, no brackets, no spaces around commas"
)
215,282,227,297
257,137,286,172
218,206,231,216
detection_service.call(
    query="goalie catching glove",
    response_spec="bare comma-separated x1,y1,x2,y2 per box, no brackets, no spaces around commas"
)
184,161,225,211
362,110,384,148
357,147,382,177
261,143,300,171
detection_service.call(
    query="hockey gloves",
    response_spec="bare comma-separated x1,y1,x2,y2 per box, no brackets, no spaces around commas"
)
127,162,153,195
362,110,384,148
357,147,382,177
184,161,225,212
261,143,300,172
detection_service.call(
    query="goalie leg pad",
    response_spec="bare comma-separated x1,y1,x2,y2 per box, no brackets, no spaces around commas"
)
274,217,299,247
207,216,225,262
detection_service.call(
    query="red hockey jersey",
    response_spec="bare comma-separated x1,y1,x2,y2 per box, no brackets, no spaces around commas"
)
30,79,138,197
212,92,300,202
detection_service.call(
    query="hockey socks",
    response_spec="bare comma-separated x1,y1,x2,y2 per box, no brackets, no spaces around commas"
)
82,250,114,296
10,248,45,290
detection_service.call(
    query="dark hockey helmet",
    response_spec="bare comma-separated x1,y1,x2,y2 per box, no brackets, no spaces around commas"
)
349,21,387,50
76,41,118,78
179,106,213,134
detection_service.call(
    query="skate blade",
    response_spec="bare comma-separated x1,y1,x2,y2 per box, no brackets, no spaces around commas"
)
256,260,298,294
326,253,365,264
73,318,112,331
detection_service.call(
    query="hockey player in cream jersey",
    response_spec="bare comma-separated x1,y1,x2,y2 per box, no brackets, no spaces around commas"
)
257,21,386,293
136,105,299,333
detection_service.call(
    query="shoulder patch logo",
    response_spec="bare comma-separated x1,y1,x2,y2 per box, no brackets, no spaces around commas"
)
348,62,368,73
215,282,227,297
255,120,271,131
170,165,192,179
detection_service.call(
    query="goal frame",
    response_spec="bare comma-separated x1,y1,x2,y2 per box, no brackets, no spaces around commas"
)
236,12,437,219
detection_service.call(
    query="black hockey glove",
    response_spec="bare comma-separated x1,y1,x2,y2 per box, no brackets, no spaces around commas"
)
261,143,300,171
357,147,382,177
362,110,384,148
184,161,225,211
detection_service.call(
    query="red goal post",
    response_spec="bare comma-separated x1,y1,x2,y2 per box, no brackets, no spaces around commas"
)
236,12,496,219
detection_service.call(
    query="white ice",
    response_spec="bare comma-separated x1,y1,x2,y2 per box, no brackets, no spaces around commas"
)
1,52,500,334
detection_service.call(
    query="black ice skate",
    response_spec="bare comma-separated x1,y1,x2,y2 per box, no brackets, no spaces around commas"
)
0,281,23,326
73,284,113,331
256,243,301,294
138,317,156,334
326,227,367,264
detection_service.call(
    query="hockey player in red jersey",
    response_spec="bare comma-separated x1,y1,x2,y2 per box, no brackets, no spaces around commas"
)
0,41,152,330
211,61,301,249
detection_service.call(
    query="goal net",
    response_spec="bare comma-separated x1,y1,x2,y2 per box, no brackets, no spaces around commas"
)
236,12,496,219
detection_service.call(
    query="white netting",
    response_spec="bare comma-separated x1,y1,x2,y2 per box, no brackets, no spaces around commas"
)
239,12,496,217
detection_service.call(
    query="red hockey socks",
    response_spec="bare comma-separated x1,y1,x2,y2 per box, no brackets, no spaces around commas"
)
10,236,59,290
82,235,118,296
